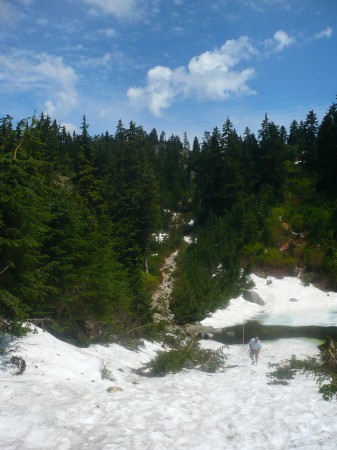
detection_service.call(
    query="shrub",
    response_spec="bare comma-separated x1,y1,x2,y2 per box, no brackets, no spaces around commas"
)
138,339,228,377
268,340,337,400
303,245,325,271
141,271,161,293
267,361,296,385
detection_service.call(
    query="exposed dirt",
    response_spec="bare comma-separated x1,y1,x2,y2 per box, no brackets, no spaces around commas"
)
151,250,179,331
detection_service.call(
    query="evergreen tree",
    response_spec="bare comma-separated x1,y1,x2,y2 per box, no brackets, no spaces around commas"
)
301,110,318,172
221,117,235,151
316,102,337,195
148,128,159,145
242,127,259,193
156,134,189,209
0,154,53,315
108,122,160,271
257,114,287,196
288,120,299,146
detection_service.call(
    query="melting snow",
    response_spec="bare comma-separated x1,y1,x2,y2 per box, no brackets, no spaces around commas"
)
1,274,337,449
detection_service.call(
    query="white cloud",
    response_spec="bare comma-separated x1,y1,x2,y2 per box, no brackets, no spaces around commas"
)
127,36,257,116
79,52,112,68
128,66,177,116
273,30,295,51
263,29,295,53
60,122,80,135
0,52,79,117
78,0,161,20
313,27,332,40
79,0,138,19
237,0,293,13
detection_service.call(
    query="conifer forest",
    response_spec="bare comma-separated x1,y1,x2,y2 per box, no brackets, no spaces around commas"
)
1,97,337,344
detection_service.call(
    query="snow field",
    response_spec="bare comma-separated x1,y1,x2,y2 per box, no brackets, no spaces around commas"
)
1,274,337,449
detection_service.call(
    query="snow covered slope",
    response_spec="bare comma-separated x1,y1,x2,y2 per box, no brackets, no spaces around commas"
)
1,275,337,449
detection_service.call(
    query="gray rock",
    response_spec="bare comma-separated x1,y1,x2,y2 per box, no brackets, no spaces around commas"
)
243,290,265,306
226,331,235,337
107,386,123,393
289,298,298,302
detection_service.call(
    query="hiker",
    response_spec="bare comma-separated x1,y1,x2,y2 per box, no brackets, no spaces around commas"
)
248,336,262,365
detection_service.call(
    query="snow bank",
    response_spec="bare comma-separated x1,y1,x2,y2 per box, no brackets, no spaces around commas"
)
201,274,337,328
1,275,337,449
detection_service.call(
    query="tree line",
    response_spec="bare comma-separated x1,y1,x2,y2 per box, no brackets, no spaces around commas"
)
172,99,337,322
1,96,337,340
0,115,189,342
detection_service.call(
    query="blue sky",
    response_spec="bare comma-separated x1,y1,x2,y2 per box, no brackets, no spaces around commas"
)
0,0,336,141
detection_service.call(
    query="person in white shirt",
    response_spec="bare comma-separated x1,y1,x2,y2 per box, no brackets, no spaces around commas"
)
248,336,262,365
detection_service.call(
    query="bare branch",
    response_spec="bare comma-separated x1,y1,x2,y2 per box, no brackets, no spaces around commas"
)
0,265,10,275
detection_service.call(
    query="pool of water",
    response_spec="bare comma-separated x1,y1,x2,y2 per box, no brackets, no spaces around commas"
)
213,320,337,345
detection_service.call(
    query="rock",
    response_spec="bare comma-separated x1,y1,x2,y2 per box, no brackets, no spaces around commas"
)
289,298,298,302
197,332,213,340
226,331,235,337
184,324,217,336
243,290,265,306
107,386,123,393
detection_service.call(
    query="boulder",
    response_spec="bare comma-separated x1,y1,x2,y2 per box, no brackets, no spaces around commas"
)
243,290,265,306
107,386,123,393
289,298,298,302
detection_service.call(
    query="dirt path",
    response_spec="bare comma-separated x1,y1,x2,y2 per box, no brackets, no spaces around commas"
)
151,250,179,329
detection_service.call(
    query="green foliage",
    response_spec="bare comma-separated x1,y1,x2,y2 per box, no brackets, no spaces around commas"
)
0,117,169,341
141,271,161,294
264,207,288,247
268,339,337,400
323,250,337,289
267,361,296,385
0,289,28,323
2,96,337,343
171,213,252,323
45,320,91,347
252,247,296,272
155,135,190,210
256,114,288,196
316,103,337,196
139,339,228,377
0,156,53,311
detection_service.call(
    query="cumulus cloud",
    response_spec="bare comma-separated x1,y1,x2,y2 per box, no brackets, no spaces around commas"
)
263,29,295,53
262,30,295,53
0,52,79,116
313,27,332,40
273,30,295,51
127,36,257,116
